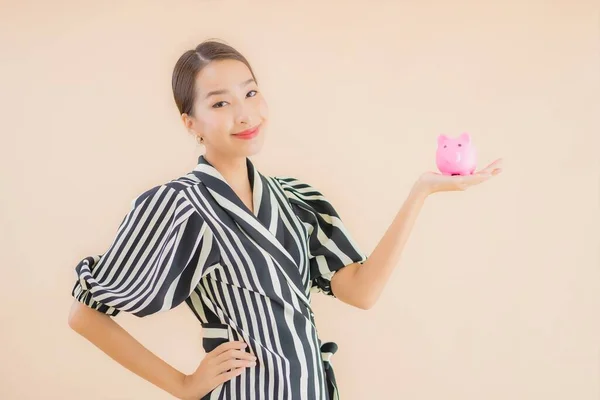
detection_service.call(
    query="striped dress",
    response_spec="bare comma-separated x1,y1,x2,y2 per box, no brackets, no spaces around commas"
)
71,155,367,400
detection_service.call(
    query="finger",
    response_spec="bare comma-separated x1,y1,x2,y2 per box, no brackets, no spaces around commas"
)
214,366,246,385
214,349,257,364
475,164,498,176
479,158,503,174
490,167,502,176
209,341,248,358
217,358,257,374
487,158,503,169
461,173,491,187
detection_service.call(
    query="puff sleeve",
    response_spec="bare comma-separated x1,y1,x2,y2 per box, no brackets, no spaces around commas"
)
71,184,220,317
278,177,368,297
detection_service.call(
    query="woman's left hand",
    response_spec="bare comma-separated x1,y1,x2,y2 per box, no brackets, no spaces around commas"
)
415,158,504,196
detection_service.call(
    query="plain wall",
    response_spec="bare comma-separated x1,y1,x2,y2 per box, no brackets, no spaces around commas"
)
2,0,599,399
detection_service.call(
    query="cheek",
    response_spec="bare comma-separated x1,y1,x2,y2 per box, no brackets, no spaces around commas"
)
200,111,233,135
258,99,269,121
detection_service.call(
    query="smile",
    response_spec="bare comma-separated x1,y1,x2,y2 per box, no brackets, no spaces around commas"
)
232,124,261,140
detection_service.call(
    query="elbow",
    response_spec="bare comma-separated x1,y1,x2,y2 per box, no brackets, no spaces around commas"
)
68,303,82,331
68,300,93,332
355,296,376,311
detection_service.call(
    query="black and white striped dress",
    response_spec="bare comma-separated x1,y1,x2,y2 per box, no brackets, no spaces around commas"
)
71,155,367,400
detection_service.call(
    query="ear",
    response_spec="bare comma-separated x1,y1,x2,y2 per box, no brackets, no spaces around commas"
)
181,113,192,128
182,113,201,134
459,132,471,144
437,135,448,146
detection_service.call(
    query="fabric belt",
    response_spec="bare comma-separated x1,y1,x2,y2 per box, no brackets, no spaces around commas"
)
320,341,340,400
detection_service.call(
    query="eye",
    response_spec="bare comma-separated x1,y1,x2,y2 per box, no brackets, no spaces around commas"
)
458,143,462,147
443,145,447,148
247,90,258,98
212,101,228,108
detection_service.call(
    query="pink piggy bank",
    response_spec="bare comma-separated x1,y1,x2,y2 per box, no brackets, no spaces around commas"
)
436,133,477,176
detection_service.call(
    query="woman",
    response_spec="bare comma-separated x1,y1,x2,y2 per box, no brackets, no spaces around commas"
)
68,40,502,400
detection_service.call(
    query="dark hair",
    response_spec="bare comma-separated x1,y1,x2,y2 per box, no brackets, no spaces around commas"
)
171,40,257,117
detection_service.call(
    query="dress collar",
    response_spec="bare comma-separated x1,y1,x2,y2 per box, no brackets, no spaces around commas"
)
191,154,311,308
192,155,264,219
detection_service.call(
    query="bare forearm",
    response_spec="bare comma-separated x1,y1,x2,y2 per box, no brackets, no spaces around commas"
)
68,301,187,399
333,160,503,309
350,183,428,308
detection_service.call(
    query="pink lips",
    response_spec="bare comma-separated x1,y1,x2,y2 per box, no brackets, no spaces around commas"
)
233,125,260,140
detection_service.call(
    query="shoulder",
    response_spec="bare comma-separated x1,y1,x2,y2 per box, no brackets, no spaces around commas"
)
272,176,334,214
136,171,201,197
130,172,200,210
273,176,324,198
128,179,206,236
168,172,202,191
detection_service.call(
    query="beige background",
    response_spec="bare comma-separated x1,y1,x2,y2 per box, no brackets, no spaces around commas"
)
2,0,599,399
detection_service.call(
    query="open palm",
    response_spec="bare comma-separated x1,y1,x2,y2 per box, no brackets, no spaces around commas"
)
418,158,504,194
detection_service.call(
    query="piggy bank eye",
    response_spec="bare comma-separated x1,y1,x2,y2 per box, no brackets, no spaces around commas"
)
458,143,462,147
443,145,447,148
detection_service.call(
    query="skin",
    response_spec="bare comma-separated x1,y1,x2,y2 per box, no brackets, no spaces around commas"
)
68,58,503,400
182,59,269,213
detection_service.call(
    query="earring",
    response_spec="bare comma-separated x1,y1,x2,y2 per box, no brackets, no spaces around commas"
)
196,136,204,144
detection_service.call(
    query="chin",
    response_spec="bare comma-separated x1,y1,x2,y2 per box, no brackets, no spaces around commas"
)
235,134,266,158
224,142,263,159
243,144,264,158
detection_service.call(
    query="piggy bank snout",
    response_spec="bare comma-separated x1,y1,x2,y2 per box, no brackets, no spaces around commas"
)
442,150,463,163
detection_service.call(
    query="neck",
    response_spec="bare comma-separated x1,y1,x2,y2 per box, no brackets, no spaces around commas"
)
204,152,250,190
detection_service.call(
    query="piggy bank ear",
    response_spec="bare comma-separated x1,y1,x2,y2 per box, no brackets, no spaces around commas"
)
459,132,471,144
437,135,448,146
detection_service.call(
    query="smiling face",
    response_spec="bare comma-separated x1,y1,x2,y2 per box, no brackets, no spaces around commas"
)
183,59,269,160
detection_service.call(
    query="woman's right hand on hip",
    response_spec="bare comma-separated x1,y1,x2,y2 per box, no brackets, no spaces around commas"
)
179,341,257,399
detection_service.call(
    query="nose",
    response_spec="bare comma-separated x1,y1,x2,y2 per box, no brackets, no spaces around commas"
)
445,152,462,163
234,103,251,126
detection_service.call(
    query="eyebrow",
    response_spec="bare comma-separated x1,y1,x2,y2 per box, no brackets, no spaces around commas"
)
204,78,256,99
